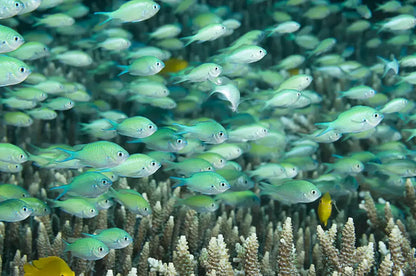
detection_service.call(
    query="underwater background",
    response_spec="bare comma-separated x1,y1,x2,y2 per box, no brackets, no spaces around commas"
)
0,0,415,275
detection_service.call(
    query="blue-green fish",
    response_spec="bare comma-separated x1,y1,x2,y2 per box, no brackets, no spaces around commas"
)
173,120,227,144
95,0,160,25
57,141,129,168
0,24,24,53
64,238,109,260
0,143,28,163
51,198,98,218
260,180,321,204
215,191,260,207
0,184,30,200
129,127,187,152
109,188,151,216
83,228,133,249
164,158,214,176
175,195,218,213
19,197,50,216
171,171,230,195
106,116,157,138
316,106,383,135
0,199,32,222
49,172,113,199
107,153,160,178
118,56,165,76
0,56,31,87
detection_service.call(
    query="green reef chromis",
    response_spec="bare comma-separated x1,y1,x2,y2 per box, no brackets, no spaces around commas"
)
0,0,416,275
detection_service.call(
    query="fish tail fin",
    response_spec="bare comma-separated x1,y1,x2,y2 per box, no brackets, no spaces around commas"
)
82,232,95,237
49,184,69,200
323,163,334,174
127,138,142,144
103,119,118,130
55,147,76,162
94,12,112,25
180,36,194,47
314,122,332,136
117,65,129,77
170,176,186,188
171,123,190,135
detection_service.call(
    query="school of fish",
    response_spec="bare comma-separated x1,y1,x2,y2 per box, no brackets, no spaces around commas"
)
0,0,413,267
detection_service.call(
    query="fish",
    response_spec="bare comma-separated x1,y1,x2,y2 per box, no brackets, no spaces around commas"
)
0,183,30,200
19,197,50,216
0,143,27,163
215,191,260,207
109,188,151,216
51,198,98,218
118,56,165,76
106,153,161,178
315,106,384,135
0,56,31,87
63,238,109,260
49,172,113,199
0,24,24,53
181,23,227,46
260,180,321,204
164,158,214,176
83,228,133,249
106,116,157,138
56,141,129,168
171,171,230,195
129,127,187,152
23,256,75,276
175,195,218,213
95,0,160,25
318,192,332,227
0,199,32,222
172,120,228,144
173,63,222,83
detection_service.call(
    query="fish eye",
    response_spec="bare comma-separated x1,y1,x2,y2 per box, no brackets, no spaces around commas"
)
124,236,128,241
220,182,226,187
218,131,224,137
15,2,20,7
356,164,361,168
101,179,108,185
211,185,215,188
144,207,148,212
19,67,25,73
259,50,263,54
151,161,156,166
23,207,27,212
148,125,153,129
117,151,124,157
214,67,219,71
98,246,103,252
373,113,379,118
311,190,317,195
153,4,158,9
262,128,267,133
176,138,183,144
19,154,24,159
22,193,27,197
15,164,19,169
244,180,248,184
156,62,161,66
207,167,213,170
211,203,216,207
13,36,19,41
